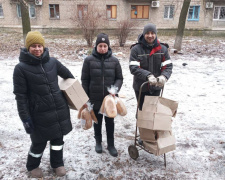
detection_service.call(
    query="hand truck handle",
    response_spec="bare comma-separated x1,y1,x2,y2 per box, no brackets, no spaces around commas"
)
136,81,164,114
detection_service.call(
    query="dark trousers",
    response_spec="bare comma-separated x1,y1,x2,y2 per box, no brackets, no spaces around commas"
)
94,110,114,140
135,90,161,110
26,137,64,171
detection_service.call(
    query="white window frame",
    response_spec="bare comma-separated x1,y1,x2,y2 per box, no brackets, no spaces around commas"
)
0,4,4,18
16,4,36,18
213,6,225,21
17,4,21,18
29,4,36,18
164,5,174,19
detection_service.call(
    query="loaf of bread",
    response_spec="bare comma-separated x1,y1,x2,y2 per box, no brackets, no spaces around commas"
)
90,109,98,124
81,108,92,130
99,95,107,114
116,97,127,116
77,104,86,119
105,95,117,118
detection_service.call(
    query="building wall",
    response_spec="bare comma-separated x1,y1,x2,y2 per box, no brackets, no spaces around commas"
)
0,0,224,31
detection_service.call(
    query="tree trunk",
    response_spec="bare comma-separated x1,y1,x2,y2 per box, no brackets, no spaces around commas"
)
174,0,191,51
20,0,31,45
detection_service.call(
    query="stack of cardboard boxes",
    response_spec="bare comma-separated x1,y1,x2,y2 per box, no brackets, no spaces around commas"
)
137,96,178,156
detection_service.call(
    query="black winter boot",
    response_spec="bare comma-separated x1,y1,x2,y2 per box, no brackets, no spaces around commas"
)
107,138,118,157
95,136,102,153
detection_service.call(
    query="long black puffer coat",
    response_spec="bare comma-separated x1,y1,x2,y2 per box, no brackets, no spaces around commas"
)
13,48,74,143
129,34,173,92
81,47,123,110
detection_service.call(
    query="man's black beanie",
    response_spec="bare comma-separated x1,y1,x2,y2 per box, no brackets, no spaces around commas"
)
95,33,110,47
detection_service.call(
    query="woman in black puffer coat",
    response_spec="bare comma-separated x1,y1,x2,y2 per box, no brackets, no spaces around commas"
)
13,31,74,178
81,33,123,157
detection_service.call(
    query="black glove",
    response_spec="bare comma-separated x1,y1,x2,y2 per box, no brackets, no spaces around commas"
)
22,118,34,134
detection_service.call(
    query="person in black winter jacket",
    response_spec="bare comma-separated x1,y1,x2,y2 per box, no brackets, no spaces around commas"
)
81,33,123,157
129,23,173,110
13,31,74,178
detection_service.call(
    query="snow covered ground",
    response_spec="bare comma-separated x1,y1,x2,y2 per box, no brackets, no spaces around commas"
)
0,32,225,179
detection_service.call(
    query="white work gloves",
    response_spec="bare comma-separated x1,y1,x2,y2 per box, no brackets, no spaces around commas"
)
148,75,157,86
148,75,167,87
156,75,167,87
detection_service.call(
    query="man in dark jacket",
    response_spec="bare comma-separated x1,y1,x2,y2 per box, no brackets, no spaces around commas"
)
81,33,123,157
13,31,74,178
129,23,173,110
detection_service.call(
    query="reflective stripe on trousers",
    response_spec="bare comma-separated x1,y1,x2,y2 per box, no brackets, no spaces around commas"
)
29,150,43,158
50,144,63,151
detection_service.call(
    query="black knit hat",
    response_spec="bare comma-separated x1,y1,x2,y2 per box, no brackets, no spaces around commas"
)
95,33,110,47
143,23,157,35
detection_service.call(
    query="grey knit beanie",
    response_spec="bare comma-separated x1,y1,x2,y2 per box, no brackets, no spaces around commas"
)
143,23,157,35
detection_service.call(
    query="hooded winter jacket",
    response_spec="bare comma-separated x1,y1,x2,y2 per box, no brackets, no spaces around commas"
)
13,48,74,143
129,34,173,92
81,47,123,110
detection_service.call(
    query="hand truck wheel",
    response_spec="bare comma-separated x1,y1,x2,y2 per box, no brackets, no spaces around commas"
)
128,145,139,160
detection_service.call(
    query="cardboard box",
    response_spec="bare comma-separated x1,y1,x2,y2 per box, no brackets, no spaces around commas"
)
139,128,157,143
143,131,176,156
137,96,178,131
59,78,89,110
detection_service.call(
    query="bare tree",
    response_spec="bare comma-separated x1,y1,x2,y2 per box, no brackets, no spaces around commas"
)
19,0,31,45
117,19,136,47
74,0,104,47
174,0,191,51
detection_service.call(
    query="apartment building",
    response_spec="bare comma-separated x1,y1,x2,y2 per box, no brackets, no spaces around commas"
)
0,0,224,33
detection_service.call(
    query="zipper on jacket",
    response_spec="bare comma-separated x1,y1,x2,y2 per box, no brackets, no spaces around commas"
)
40,63,60,127
148,49,153,75
152,56,155,75
101,56,105,97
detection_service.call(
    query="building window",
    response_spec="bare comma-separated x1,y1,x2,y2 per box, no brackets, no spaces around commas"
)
49,4,60,19
106,5,117,19
17,4,21,18
131,5,149,19
188,6,200,21
213,6,225,20
0,4,4,18
164,5,174,19
29,4,36,18
16,4,36,18
77,5,88,19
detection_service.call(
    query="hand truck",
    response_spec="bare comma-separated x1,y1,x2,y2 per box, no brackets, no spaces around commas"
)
128,81,166,167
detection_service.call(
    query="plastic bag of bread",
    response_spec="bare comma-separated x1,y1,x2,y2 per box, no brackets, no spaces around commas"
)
105,95,117,118
99,85,119,118
77,104,86,119
86,101,98,124
107,85,118,95
78,101,98,130
115,96,127,116
99,95,117,118
80,108,92,130
78,101,98,124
